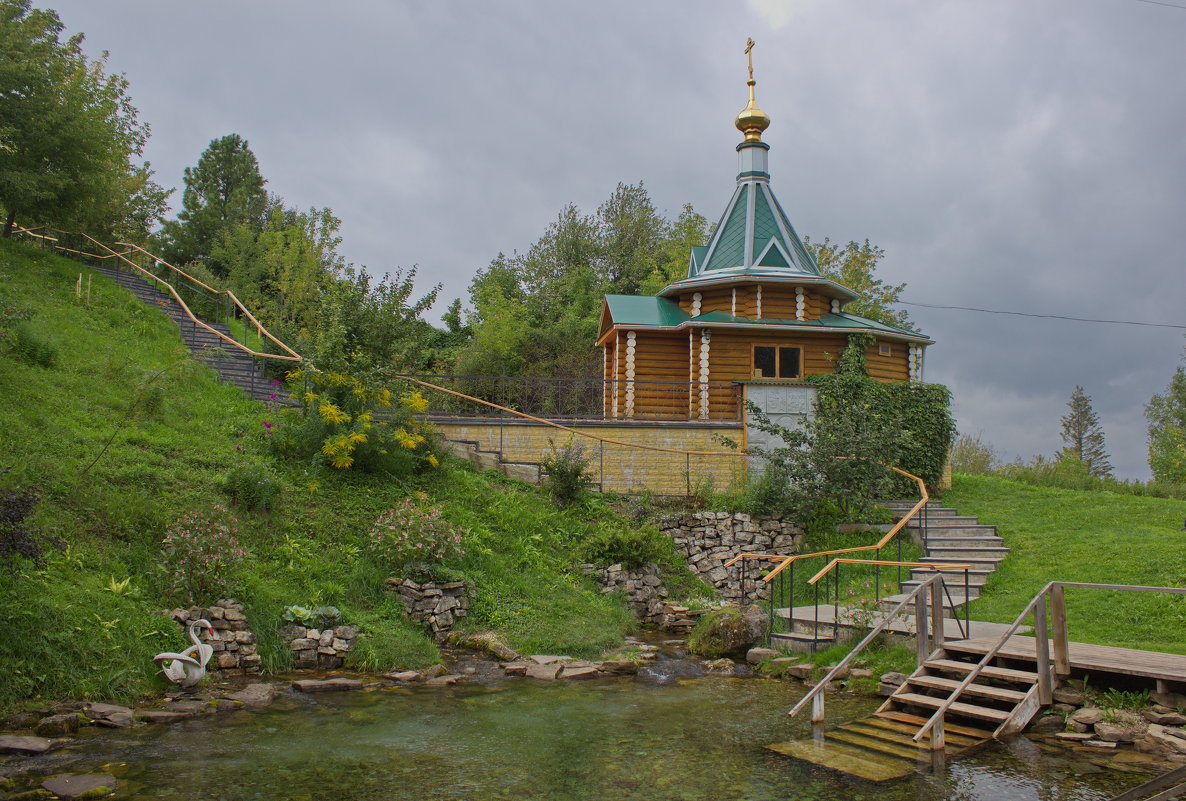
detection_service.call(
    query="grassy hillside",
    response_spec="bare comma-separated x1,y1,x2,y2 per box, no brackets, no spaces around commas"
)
0,239,686,713
944,474,1186,653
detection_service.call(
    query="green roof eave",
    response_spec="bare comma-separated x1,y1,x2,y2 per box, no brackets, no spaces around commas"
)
603,294,689,327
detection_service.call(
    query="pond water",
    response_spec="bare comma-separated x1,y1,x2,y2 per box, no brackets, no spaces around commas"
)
60,671,1142,801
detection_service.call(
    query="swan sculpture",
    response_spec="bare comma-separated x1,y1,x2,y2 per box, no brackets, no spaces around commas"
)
154,618,216,687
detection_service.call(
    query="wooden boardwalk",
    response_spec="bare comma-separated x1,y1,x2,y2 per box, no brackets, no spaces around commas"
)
951,635,1186,684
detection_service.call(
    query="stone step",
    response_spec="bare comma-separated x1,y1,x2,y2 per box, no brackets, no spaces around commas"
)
924,535,1005,546
918,524,999,536
770,630,835,652
878,589,979,613
906,515,981,527
919,555,1006,568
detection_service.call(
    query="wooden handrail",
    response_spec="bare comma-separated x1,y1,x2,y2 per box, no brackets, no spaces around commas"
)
807,558,970,585
396,375,752,459
13,226,301,363
723,463,929,579
788,572,950,720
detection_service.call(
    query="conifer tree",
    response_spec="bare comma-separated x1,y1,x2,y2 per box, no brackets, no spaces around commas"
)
160,134,267,271
1060,385,1112,478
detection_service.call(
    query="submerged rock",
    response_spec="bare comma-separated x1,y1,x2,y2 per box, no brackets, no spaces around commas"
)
226,684,275,708
34,713,80,737
40,774,117,799
291,678,364,693
0,734,55,754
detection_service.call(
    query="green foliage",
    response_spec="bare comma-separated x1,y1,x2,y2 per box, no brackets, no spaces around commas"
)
804,637,917,691
1060,385,1112,479
160,134,267,269
686,605,758,657
951,432,998,475
8,320,58,367
161,506,249,604
1147,365,1186,483
367,492,466,572
1098,687,1149,711
271,371,439,474
577,524,671,571
540,440,595,507
0,1,166,239
743,336,954,524
281,604,340,627
222,463,282,513
456,183,705,383
805,237,912,329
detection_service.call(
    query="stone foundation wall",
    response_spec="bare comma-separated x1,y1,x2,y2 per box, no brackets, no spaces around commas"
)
660,512,803,603
167,600,261,675
385,578,472,639
280,625,359,670
584,562,667,623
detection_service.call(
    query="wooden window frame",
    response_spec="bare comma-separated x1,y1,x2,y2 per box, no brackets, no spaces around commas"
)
751,343,802,380
878,342,892,357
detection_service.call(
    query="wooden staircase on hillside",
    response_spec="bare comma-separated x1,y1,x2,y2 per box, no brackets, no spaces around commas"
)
89,263,280,404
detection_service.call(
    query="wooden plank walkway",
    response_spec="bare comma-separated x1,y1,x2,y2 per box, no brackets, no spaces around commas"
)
950,636,1186,683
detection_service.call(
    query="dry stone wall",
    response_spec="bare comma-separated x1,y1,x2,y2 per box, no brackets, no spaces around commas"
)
280,625,358,670
167,600,261,675
661,512,803,603
384,578,473,639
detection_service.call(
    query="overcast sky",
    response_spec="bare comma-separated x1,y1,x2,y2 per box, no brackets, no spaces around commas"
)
48,0,1186,480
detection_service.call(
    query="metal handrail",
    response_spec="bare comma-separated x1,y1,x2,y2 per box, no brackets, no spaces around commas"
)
788,572,950,720
911,581,1186,743
13,225,301,363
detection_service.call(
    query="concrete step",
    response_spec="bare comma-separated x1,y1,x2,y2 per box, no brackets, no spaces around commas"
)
906,516,981,527
919,524,999,536
924,535,1005,547
769,630,835,653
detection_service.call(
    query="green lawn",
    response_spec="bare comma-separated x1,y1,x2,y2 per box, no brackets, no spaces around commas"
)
943,474,1186,654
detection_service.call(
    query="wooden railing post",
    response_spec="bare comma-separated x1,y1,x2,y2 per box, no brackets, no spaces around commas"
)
915,592,929,665
1051,583,1070,676
932,716,945,751
811,690,825,723
1033,589,1052,705
930,576,945,651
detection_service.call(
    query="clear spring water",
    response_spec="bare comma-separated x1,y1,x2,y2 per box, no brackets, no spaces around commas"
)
61,673,1142,801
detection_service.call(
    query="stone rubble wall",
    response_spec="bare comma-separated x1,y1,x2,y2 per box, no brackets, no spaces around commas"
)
280,625,358,670
168,600,261,675
660,512,803,603
581,563,707,632
384,578,472,640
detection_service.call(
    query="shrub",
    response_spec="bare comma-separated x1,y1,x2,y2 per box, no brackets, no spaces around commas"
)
222,463,282,513
9,322,58,368
577,525,670,570
540,440,594,506
0,487,61,571
367,493,466,573
161,506,249,604
273,370,441,475
951,432,997,474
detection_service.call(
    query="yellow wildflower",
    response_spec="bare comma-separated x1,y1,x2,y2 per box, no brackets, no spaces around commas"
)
348,431,367,444
377,389,393,408
328,372,352,387
306,481,319,495
319,403,352,425
401,391,429,413
427,454,439,468
286,369,303,381
303,391,318,403
330,454,354,469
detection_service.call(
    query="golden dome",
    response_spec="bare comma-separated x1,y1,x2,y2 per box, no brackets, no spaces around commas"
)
735,80,771,142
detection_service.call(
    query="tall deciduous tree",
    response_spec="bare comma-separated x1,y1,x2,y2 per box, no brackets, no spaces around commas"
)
0,0,163,239
1146,365,1186,483
805,237,912,329
1059,385,1112,479
160,134,267,271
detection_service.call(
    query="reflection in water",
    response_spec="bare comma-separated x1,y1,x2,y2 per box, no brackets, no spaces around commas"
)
62,677,1137,801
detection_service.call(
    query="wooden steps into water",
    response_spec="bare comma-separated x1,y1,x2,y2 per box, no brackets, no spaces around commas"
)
766,711,991,782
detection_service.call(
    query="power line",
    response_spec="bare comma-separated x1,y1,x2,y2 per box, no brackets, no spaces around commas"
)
1134,0,1186,10
892,300,1186,330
